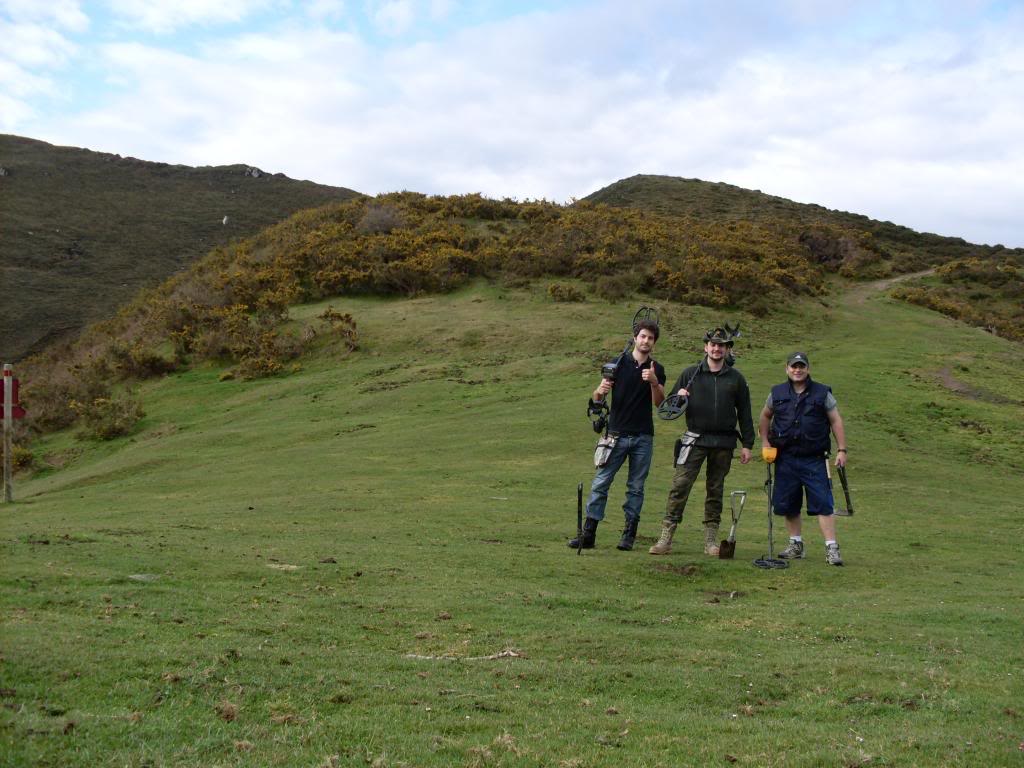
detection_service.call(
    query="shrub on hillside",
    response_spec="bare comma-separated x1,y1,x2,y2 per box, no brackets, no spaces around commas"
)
71,393,144,440
592,272,640,302
318,307,359,351
548,283,585,302
356,203,406,234
108,342,177,379
0,443,35,471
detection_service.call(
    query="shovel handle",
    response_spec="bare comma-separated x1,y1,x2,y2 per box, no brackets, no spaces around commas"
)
836,465,854,516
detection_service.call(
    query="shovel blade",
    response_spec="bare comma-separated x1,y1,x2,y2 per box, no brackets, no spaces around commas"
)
718,539,736,559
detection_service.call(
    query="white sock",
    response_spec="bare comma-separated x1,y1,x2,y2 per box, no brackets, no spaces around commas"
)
790,536,802,543
825,540,837,547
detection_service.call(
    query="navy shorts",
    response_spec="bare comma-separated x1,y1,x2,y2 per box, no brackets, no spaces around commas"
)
772,453,834,517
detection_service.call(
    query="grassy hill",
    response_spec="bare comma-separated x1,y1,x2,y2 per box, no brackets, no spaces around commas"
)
584,174,1007,262
584,174,1024,341
2,277,1023,765
0,134,363,361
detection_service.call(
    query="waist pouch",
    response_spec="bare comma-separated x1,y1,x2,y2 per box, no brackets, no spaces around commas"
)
594,435,618,468
674,431,700,466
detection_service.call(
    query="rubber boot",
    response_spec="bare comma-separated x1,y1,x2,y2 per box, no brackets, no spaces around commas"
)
703,525,720,556
568,517,599,549
648,522,677,555
616,518,639,551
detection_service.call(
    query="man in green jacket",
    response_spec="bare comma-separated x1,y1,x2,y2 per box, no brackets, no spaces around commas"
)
650,328,755,556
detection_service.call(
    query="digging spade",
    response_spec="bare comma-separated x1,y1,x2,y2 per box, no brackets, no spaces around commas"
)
825,459,855,516
719,490,746,559
836,464,854,516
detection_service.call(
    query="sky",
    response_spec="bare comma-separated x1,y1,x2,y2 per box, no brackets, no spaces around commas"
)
2,0,1023,247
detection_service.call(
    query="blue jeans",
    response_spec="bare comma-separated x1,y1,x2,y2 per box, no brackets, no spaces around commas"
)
586,434,654,525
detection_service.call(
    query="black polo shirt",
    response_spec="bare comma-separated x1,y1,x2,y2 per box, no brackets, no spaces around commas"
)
608,354,667,436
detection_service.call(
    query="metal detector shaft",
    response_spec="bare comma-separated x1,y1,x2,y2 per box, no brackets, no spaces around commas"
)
767,478,775,559
754,461,788,569
576,482,583,556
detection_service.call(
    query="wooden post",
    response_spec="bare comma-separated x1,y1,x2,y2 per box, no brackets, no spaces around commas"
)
3,364,12,503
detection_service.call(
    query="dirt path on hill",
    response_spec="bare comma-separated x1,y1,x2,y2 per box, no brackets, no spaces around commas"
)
844,268,935,306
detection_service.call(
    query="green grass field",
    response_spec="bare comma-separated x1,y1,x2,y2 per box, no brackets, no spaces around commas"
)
2,279,1022,767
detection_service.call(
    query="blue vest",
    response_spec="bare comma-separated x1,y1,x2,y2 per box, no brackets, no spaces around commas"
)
768,379,832,456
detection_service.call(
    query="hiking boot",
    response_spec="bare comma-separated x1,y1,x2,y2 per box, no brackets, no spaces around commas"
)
568,517,599,550
778,539,805,559
703,525,720,556
825,542,844,566
648,522,677,555
616,518,639,551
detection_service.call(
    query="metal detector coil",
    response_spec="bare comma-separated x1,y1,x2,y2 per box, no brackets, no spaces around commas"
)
657,393,687,421
632,306,660,335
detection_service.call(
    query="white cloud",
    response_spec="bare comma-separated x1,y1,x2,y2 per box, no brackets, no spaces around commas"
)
103,0,274,33
0,13,80,127
9,1,1024,246
306,0,347,22
0,20,79,68
0,0,89,31
368,0,415,36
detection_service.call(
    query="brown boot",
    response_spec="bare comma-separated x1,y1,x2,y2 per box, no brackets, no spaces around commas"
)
703,525,720,556
648,522,677,555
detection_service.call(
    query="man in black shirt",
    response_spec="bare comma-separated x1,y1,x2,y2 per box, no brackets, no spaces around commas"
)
569,320,666,551
649,328,754,556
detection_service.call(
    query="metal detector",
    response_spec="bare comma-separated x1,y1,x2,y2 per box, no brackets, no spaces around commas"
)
656,359,704,421
656,321,742,422
754,463,788,569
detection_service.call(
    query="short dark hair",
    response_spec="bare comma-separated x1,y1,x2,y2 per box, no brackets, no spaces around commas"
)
635,320,660,341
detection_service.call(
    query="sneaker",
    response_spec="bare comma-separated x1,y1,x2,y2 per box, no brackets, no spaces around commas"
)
825,543,844,566
777,539,805,559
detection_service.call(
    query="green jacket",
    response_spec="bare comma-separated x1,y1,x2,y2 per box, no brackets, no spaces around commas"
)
671,363,755,449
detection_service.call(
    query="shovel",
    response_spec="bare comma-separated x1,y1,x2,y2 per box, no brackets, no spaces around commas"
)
719,490,746,559
825,459,855,516
836,464,854,516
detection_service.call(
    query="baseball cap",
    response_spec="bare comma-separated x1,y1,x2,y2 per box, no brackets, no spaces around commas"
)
787,352,809,366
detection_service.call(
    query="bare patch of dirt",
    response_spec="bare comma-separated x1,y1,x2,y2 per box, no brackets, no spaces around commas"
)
936,367,1022,405
846,269,935,306
653,563,700,576
42,448,82,470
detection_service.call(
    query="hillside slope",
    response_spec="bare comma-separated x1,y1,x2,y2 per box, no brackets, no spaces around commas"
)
585,174,1024,339
0,134,363,361
584,174,1008,260
3,280,1022,765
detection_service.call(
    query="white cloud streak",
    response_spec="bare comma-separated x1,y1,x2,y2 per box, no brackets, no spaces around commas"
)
103,0,275,33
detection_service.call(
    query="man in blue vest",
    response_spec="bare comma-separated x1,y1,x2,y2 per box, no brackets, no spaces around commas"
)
758,351,848,565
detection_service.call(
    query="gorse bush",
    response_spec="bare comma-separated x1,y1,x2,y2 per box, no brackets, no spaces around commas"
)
548,283,586,302
18,191,1021,442
71,393,144,440
892,251,1024,341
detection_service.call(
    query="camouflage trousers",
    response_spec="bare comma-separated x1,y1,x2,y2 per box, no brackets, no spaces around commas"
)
663,445,734,528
